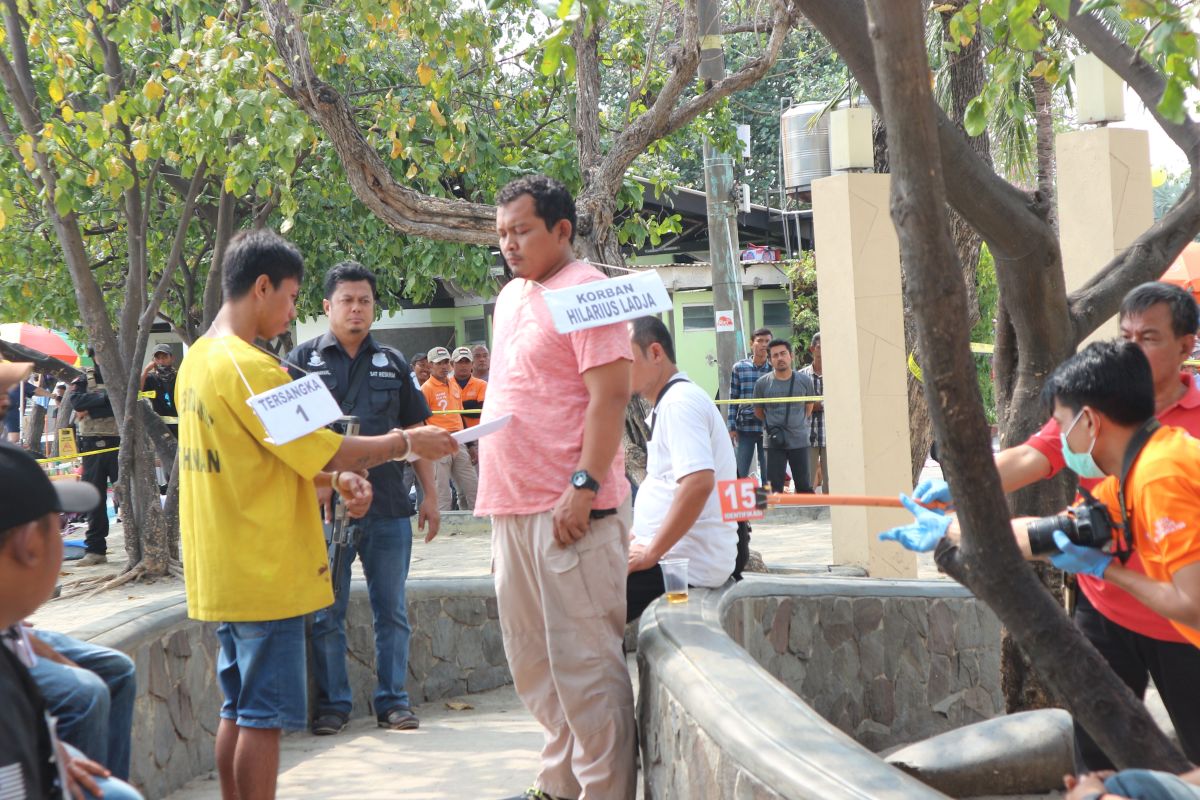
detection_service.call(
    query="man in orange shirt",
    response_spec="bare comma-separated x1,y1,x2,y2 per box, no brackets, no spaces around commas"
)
452,347,487,430
421,347,476,510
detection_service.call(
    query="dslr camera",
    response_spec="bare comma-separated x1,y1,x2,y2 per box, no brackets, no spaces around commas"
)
1025,491,1119,556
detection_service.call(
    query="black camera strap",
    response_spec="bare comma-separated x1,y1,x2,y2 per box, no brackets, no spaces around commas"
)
1114,418,1162,560
340,350,375,415
649,376,688,441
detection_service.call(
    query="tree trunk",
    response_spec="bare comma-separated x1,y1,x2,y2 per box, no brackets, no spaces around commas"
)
863,0,1189,772
1033,74,1057,234
21,403,45,455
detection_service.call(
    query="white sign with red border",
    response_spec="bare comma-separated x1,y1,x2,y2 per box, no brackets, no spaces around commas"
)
715,310,736,332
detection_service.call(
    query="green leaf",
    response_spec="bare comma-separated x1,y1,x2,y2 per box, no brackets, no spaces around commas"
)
964,96,988,137
1158,78,1186,125
1042,0,1069,17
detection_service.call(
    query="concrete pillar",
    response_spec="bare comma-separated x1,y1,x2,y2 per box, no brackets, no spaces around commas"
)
811,173,917,579
1057,127,1153,341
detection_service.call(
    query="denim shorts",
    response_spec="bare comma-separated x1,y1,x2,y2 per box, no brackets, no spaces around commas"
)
216,616,307,730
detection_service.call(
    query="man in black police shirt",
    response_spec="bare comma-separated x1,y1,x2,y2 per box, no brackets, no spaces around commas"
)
287,261,440,736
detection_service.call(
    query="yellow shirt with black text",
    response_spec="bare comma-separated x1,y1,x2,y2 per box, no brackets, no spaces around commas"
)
177,335,341,622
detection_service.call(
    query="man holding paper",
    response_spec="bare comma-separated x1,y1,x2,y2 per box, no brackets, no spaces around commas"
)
479,175,636,800
177,229,456,800
287,261,439,736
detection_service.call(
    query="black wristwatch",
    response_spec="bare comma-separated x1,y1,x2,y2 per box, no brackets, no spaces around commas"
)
571,470,600,493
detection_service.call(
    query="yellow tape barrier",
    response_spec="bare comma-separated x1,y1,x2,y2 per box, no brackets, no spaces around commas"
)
714,396,822,405
36,445,120,464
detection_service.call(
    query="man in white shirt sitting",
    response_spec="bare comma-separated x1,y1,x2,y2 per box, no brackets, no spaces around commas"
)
626,317,740,622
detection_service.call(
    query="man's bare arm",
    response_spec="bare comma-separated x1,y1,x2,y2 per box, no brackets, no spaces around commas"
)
576,359,632,481
994,444,1053,494
323,425,457,472
1103,560,1200,630
642,469,714,561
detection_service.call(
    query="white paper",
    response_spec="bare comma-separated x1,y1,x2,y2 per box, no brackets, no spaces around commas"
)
246,373,342,446
715,310,736,332
452,413,513,444
543,270,672,334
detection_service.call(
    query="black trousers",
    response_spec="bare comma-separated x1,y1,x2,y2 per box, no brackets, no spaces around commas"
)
767,446,812,493
80,437,119,555
627,566,668,624
1072,590,1200,770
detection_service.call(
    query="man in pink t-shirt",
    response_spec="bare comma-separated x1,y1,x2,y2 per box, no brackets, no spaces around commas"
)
918,282,1200,771
477,175,635,800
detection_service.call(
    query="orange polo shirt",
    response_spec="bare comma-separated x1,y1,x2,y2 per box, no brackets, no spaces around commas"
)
456,375,487,428
1092,425,1200,648
421,376,464,433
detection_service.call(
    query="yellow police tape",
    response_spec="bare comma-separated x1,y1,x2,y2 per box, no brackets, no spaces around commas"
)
36,445,119,464
713,396,823,405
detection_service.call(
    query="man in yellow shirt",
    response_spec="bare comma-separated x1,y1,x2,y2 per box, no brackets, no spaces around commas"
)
177,229,457,800
421,347,477,510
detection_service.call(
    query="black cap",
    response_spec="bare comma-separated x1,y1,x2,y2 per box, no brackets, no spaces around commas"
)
153,343,173,356
0,443,100,531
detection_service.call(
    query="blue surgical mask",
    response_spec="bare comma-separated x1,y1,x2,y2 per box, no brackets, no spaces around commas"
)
1060,408,1105,479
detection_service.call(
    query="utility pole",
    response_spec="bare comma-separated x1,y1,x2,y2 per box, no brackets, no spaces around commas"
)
697,0,745,400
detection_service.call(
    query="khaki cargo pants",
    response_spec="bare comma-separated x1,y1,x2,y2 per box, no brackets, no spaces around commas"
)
491,499,636,799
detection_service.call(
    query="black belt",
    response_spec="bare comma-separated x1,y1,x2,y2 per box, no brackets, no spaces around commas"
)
589,508,618,520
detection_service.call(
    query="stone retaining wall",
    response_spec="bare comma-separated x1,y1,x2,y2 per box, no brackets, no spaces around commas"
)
637,576,1002,799
75,576,507,799
725,581,1002,751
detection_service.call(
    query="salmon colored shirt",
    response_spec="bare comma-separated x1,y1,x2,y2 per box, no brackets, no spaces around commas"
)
1025,373,1200,642
474,260,632,516
1091,426,1200,648
422,375,464,433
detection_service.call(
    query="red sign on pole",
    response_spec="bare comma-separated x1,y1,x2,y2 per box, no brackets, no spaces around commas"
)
718,478,764,522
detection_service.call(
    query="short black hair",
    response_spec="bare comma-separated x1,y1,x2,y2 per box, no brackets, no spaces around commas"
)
767,337,792,355
1042,340,1154,426
631,316,676,364
221,229,305,300
752,327,773,340
1120,282,1199,337
495,175,576,244
324,261,378,301
411,353,428,363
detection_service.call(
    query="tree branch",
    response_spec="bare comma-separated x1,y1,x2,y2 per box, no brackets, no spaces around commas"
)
1063,0,1200,163
258,0,497,246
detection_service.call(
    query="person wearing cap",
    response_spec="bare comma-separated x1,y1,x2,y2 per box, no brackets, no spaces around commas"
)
452,346,487,432
0,443,143,800
176,229,457,800
69,350,120,566
421,346,477,511
286,261,439,736
140,343,179,436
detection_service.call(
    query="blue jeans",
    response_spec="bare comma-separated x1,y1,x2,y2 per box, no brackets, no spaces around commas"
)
32,630,135,780
216,616,308,730
735,431,766,480
311,513,414,718
1105,769,1200,800
62,743,142,800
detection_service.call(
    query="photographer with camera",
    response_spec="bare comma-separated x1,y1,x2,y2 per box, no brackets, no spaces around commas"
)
897,283,1200,772
883,340,1200,755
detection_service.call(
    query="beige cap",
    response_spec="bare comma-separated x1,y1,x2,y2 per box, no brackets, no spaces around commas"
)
427,346,451,363
451,347,473,362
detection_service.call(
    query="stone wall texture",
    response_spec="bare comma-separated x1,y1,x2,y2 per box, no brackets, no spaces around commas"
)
80,577,508,799
726,589,1003,751
638,577,1002,799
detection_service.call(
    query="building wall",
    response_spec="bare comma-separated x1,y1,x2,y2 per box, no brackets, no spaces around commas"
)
671,287,791,397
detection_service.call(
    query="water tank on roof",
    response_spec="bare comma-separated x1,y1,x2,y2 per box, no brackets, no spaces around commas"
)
780,101,831,195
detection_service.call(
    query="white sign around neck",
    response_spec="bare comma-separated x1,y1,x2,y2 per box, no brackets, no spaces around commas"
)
542,270,671,334
246,372,343,445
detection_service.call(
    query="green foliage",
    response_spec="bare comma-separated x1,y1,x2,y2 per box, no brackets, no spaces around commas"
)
783,252,819,356
971,243,999,423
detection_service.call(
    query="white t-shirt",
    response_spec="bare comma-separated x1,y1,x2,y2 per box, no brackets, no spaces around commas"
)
632,374,738,587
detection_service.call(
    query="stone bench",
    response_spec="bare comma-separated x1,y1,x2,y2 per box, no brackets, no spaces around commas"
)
636,576,1004,799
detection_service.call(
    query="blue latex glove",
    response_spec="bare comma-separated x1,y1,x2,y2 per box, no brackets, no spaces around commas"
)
913,478,953,512
878,494,952,552
1048,530,1113,578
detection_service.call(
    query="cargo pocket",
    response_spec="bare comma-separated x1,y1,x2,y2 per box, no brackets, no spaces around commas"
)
542,524,624,620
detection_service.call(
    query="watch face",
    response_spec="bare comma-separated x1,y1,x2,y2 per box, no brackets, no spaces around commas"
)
571,471,587,487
